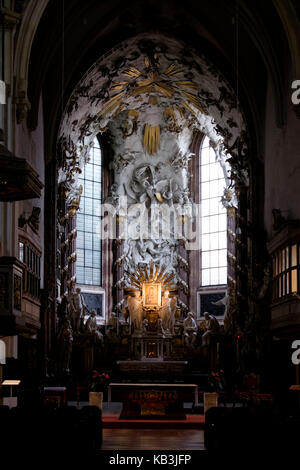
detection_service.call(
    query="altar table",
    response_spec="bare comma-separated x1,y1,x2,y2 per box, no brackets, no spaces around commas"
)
108,383,199,419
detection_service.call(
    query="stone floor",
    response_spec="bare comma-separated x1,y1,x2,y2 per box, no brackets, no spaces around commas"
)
101,428,205,450
69,401,205,450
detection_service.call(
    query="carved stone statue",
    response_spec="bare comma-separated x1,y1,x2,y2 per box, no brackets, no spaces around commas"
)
159,291,176,335
183,312,197,347
142,318,149,334
127,291,144,333
159,291,170,332
85,309,104,344
168,295,177,335
108,312,119,331
212,289,235,333
70,287,89,332
28,206,41,231
202,312,220,346
157,318,167,337
257,263,272,300
57,319,73,373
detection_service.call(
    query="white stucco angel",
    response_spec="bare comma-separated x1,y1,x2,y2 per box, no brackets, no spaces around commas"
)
127,291,144,333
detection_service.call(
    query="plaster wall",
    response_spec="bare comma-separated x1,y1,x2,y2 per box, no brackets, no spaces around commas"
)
13,95,45,284
264,76,300,237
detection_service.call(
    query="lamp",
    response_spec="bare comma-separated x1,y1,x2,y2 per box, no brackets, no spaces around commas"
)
2,379,21,408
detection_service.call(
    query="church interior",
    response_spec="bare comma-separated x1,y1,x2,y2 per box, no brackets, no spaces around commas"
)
0,0,300,456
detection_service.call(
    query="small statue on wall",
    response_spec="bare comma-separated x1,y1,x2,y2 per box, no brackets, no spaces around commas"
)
127,291,144,333
18,206,41,232
201,312,220,346
183,312,197,347
157,318,167,337
69,287,89,332
57,319,73,373
142,318,149,334
168,295,177,335
107,312,119,333
159,291,177,335
85,309,104,345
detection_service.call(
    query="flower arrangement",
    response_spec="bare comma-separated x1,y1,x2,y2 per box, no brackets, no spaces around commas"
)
90,370,110,392
208,370,226,393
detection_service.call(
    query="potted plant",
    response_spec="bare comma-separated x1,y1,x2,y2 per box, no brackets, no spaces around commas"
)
89,370,110,409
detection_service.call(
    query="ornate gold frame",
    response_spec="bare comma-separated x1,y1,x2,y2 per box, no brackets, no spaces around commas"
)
142,282,161,307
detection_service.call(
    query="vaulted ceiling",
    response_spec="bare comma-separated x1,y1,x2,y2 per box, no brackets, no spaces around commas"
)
27,0,291,159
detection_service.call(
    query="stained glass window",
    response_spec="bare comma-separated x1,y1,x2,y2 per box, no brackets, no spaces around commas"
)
200,136,227,286
76,137,102,285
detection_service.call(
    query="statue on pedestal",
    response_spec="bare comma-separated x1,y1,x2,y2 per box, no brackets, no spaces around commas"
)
168,295,177,335
108,312,119,331
142,318,149,334
127,291,144,333
159,291,177,335
85,310,104,345
57,319,73,373
69,287,89,332
202,312,220,346
157,318,167,337
183,312,197,347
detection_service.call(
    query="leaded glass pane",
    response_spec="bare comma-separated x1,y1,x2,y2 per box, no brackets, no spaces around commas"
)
76,137,102,286
210,233,218,250
84,268,93,284
202,252,210,269
200,135,227,287
202,269,210,286
219,267,227,284
202,234,210,251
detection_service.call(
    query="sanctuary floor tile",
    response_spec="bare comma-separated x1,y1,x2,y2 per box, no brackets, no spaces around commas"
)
101,428,205,450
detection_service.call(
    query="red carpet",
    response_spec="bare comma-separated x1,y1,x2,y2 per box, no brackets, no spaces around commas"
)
102,414,205,428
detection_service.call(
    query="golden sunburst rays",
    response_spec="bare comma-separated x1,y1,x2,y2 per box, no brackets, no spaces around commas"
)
123,66,142,78
127,272,141,288
111,81,127,91
137,266,146,282
143,123,161,155
149,262,154,280
97,91,125,118
131,80,174,99
181,91,208,115
156,265,167,282
97,55,207,126
176,80,198,90
163,63,183,76
125,263,177,291
181,100,198,118
142,265,150,281
153,264,160,281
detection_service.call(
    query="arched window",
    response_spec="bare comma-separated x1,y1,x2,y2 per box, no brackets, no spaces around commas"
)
76,137,102,286
200,136,227,286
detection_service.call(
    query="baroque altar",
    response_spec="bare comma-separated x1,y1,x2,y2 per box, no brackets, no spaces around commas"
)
124,263,181,361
